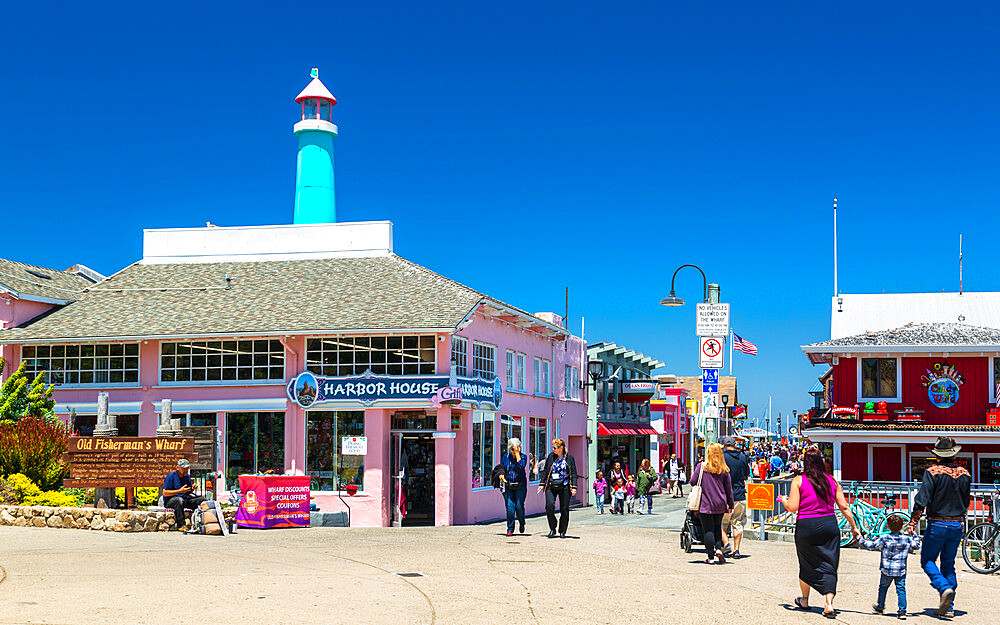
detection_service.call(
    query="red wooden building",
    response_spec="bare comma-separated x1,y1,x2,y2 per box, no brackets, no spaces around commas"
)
802,322,1000,484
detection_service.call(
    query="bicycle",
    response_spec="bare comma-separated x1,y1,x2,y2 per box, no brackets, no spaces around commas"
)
837,483,910,547
961,485,1000,574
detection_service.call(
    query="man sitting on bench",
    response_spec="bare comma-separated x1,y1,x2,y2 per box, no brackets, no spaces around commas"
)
163,459,205,531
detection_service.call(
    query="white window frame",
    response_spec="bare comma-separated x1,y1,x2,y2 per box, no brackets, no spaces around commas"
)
978,452,1000,484
533,358,542,394
20,342,142,388
515,353,526,391
451,336,468,377
866,444,907,482
990,356,1000,404
542,359,552,396
506,350,516,390
857,356,903,403
571,366,580,400
472,342,497,380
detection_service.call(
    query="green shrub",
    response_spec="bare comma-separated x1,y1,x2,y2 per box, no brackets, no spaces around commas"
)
0,357,56,422
62,487,94,505
5,473,41,502
114,487,161,507
23,490,80,507
0,415,70,490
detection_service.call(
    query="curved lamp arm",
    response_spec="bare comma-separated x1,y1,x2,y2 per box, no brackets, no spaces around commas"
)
668,263,708,302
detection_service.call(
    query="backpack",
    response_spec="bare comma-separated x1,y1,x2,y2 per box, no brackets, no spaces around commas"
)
489,464,505,489
185,501,227,536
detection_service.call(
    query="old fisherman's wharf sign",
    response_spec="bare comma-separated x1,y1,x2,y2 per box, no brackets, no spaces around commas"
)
287,370,503,410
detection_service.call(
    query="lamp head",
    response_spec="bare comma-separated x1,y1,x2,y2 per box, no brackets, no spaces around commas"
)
587,360,604,379
721,394,729,406
660,290,685,307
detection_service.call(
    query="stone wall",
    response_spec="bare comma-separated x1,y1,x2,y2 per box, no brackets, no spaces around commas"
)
0,505,236,532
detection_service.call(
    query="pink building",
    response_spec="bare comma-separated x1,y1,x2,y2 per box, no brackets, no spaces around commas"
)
0,72,588,527
0,223,588,526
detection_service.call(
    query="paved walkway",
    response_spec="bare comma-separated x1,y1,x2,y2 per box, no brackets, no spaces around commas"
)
1,508,996,625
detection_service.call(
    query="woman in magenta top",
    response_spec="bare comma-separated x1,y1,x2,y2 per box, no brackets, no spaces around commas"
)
779,448,860,619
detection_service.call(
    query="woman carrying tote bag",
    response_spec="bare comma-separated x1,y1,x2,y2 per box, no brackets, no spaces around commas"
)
689,443,734,564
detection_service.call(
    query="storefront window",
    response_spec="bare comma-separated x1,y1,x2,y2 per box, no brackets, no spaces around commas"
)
307,411,364,492
911,455,972,482
161,340,284,383
980,457,1000,484
861,358,897,399
69,414,138,436
528,417,549,482
391,410,435,430
225,412,285,483
499,414,523,458
451,336,468,376
471,411,495,488
21,343,140,386
183,413,217,427
306,336,436,376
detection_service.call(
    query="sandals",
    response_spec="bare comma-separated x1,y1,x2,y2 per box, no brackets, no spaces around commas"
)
793,597,809,610
822,609,836,619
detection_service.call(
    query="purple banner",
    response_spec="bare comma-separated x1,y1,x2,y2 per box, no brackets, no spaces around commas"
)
235,475,310,529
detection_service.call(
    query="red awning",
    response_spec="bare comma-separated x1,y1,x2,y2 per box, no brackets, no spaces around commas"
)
598,423,658,436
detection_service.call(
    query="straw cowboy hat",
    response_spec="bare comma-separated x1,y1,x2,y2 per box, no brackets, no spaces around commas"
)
929,436,961,458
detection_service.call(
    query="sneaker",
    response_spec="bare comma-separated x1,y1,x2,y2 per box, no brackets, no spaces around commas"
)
716,550,726,564
723,544,733,555
732,550,742,559
547,530,557,538
519,521,525,533
872,605,884,614
937,589,955,616
505,531,513,537
897,612,906,620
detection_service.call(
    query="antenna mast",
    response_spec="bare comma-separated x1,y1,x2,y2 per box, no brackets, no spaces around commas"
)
959,234,963,295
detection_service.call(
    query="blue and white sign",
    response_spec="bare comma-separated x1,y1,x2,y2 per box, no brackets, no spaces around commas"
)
702,369,719,393
928,378,960,409
287,370,502,409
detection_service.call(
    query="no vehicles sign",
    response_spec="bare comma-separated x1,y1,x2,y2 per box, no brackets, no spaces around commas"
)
696,303,730,337
699,336,724,369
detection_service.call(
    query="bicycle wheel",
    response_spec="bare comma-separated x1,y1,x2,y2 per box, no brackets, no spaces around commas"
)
874,511,910,536
836,510,855,546
962,522,1000,574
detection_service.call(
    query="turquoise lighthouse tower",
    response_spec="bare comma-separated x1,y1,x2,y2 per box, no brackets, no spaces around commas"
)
293,68,338,224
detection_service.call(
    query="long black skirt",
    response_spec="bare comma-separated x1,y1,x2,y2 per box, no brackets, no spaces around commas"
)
795,515,840,596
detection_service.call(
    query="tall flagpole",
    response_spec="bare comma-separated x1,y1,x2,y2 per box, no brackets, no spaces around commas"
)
729,328,733,376
833,198,839,296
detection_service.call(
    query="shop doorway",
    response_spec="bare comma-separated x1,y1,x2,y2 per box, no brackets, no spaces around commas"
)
390,432,435,527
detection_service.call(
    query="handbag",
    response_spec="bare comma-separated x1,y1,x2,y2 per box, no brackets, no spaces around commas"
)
686,463,706,511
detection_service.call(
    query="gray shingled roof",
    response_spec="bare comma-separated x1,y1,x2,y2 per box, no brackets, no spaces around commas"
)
0,255,494,342
0,258,96,302
804,323,1000,348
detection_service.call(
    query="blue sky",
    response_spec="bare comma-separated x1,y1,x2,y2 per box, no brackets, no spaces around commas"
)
2,2,999,432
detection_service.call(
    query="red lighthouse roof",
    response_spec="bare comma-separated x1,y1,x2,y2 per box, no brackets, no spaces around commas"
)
295,69,337,104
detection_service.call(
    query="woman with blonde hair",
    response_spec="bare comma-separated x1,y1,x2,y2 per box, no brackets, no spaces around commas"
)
690,442,735,564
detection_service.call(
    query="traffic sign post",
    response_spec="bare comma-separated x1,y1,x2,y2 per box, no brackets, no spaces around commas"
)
699,336,724,369
696,303,730,337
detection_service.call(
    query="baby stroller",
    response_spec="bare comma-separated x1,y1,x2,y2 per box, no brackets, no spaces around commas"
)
680,509,705,553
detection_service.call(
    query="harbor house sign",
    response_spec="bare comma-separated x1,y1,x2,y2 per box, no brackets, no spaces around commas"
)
287,370,503,409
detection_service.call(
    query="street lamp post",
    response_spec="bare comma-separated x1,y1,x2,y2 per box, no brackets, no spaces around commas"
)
721,394,729,437
660,263,724,461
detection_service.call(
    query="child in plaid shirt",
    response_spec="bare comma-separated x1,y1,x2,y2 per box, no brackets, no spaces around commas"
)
860,515,921,619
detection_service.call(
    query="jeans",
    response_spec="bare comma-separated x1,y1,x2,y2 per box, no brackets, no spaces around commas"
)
876,573,907,613
503,486,526,533
699,512,724,557
595,494,605,513
921,520,963,606
545,486,571,534
165,495,206,529
639,493,652,513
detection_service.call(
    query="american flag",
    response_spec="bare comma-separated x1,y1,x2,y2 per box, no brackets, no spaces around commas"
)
733,332,758,356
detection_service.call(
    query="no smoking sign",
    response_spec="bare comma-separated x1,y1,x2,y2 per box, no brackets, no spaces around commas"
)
699,336,724,369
